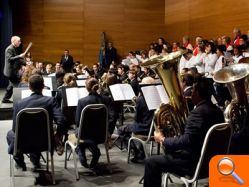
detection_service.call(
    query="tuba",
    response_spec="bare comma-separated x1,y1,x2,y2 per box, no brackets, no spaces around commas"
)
141,50,189,137
213,63,249,133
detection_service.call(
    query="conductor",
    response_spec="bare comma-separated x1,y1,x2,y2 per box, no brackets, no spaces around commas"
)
2,36,25,103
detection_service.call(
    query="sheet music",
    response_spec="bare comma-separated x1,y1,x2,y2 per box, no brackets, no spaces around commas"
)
21,90,32,99
77,75,88,79
76,80,86,87
65,87,89,106
109,84,135,101
156,85,169,104
43,77,53,90
121,84,136,100
109,84,125,101
21,89,52,99
141,86,162,110
78,87,88,99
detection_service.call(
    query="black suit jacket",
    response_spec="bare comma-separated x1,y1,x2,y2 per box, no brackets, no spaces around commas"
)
12,93,67,134
132,95,154,134
4,44,24,80
105,47,117,65
183,86,194,111
163,100,224,159
75,93,111,127
130,78,140,96
60,55,74,73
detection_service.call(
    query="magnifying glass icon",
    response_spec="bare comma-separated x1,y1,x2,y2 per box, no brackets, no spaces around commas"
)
217,157,244,185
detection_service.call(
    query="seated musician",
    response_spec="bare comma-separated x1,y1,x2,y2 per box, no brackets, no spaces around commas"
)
72,78,110,169
118,77,155,162
181,73,195,111
143,77,224,187
128,70,140,96
55,73,77,106
6,74,67,171
117,64,128,82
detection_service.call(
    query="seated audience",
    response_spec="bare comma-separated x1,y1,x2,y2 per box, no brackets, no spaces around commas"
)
143,77,224,187
182,35,193,51
233,45,244,63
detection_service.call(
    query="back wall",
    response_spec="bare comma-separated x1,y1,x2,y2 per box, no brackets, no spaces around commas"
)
13,0,166,65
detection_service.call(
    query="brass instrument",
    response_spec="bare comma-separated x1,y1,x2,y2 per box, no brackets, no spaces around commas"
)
213,63,249,132
141,50,188,137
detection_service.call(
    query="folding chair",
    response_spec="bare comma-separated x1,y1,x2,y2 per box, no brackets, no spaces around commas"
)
64,104,110,180
163,122,233,187
10,108,55,185
127,117,159,163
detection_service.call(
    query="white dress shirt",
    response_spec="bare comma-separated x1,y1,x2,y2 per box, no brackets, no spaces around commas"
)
204,53,218,78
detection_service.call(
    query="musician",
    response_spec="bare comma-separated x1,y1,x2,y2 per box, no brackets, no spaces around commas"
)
2,36,26,103
143,77,224,187
60,49,74,73
117,64,128,82
118,77,155,162
73,78,110,169
181,73,194,111
128,70,140,96
6,74,67,170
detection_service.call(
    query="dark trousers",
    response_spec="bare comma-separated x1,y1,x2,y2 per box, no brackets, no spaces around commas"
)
118,124,146,156
77,140,101,168
144,154,194,187
6,130,40,166
2,76,19,101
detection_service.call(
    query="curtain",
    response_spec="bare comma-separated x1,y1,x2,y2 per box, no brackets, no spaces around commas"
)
0,0,13,88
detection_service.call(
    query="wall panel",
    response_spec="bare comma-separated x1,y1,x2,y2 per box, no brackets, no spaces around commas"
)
165,0,249,44
13,0,166,65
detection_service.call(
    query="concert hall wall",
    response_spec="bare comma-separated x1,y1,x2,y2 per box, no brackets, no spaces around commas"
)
12,0,249,66
164,0,249,43
12,0,166,65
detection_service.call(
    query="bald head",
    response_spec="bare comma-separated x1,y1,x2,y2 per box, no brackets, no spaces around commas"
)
11,36,21,47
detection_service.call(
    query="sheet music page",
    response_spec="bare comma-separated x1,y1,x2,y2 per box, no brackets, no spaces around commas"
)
78,87,89,99
121,84,136,100
76,80,86,87
21,90,32,99
141,86,161,110
66,88,80,106
109,84,125,101
42,89,52,97
156,85,169,104
77,75,88,79
43,77,53,90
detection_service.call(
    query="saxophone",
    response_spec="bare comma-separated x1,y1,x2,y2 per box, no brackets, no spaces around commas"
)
141,50,188,137
213,63,249,133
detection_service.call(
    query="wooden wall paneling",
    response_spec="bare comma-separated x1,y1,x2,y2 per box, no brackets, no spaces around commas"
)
124,0,166,55
83,0,125,65
43,0,84,63
165,0,249,44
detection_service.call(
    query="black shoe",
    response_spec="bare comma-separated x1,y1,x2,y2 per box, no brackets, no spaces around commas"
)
130,153,145,163
15,163,27,171
2,99,13,103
